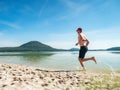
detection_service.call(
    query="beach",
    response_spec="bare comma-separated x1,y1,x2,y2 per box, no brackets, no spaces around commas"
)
0,64,120,90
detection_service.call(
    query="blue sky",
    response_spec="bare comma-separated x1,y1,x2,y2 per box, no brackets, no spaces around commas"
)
0,0,120,49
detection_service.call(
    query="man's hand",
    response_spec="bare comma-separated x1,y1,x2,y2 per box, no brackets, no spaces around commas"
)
75,43,78,46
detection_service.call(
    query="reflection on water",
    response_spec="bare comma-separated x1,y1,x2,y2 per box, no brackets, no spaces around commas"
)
110,51,120,54
0,51,120,71
0,52,54,62
0,52,55,68
20,53,54,62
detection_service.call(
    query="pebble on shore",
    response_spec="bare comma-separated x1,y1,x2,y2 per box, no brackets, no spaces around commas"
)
0,64,120,90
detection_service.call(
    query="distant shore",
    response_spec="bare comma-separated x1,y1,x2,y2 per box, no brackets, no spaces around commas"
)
0,41,120,52
0,64,120,90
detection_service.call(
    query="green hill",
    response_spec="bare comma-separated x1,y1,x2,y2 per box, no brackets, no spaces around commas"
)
107,47,120,51
19,41,57,51
1,41,118,52
0,41,58,52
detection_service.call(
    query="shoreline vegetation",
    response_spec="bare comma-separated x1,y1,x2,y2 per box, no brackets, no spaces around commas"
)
0,64,120,90
0,41,120,52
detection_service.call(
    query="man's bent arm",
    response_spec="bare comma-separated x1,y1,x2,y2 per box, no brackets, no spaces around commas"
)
86,40,89,46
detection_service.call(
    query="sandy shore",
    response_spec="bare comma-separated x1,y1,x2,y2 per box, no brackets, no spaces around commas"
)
0,64,120,90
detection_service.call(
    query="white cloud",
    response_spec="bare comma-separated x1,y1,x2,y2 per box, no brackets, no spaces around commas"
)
46,26,120,49
86,26,120,34
19,5,37,16
0,41,20,47
43,32,77,49
18,0,48,17
61,0,77,9
0,20,21,29
50,32,76,38
38,0,48,16
48,32,76,42
89,40,120,49
63,0,90,13
85,26,120,49
58,0,90,20
46,41,76,49
86,26,120,40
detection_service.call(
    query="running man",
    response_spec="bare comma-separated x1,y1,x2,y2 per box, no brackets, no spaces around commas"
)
76,27,97,71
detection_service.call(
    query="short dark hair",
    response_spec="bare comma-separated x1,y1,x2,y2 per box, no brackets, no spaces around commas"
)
77,27,82,32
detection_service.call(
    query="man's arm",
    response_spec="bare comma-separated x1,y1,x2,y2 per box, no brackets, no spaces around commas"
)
76,37,80,46
76,36,81,46
86,39,89,46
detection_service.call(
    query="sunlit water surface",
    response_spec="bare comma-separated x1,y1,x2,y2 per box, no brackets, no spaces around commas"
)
0,51,120,72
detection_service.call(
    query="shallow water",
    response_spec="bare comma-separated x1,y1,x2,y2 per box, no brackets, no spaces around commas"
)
0,51,120,72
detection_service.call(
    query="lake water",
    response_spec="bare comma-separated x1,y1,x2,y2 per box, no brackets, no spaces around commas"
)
0,51,120,72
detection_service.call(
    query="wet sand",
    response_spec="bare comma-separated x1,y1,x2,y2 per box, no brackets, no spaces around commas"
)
0,64,120,90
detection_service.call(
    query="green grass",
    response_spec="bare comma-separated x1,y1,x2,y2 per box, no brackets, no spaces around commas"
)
82,72,120,90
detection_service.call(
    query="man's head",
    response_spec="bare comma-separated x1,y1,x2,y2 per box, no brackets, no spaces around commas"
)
76,27,82,33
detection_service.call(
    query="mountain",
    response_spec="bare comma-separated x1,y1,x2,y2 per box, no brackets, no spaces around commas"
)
19,41,57,51
0,41,58,52
107,47,120,51
0,41,119,52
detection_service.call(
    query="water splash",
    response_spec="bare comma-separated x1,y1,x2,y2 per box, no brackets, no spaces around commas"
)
97,61,116,77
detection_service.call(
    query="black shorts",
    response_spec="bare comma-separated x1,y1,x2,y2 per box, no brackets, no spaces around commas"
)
79,46,88,59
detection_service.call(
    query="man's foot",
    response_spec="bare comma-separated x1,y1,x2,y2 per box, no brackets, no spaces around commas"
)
92,57,97,64
83,67,86,71
82,67,87,74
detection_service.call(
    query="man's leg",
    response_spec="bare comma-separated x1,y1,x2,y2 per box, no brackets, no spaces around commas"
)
82,57,97,64
78,57,97,71
78,57,86,71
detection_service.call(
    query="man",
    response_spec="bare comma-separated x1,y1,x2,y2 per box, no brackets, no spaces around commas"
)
76,27,97,71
